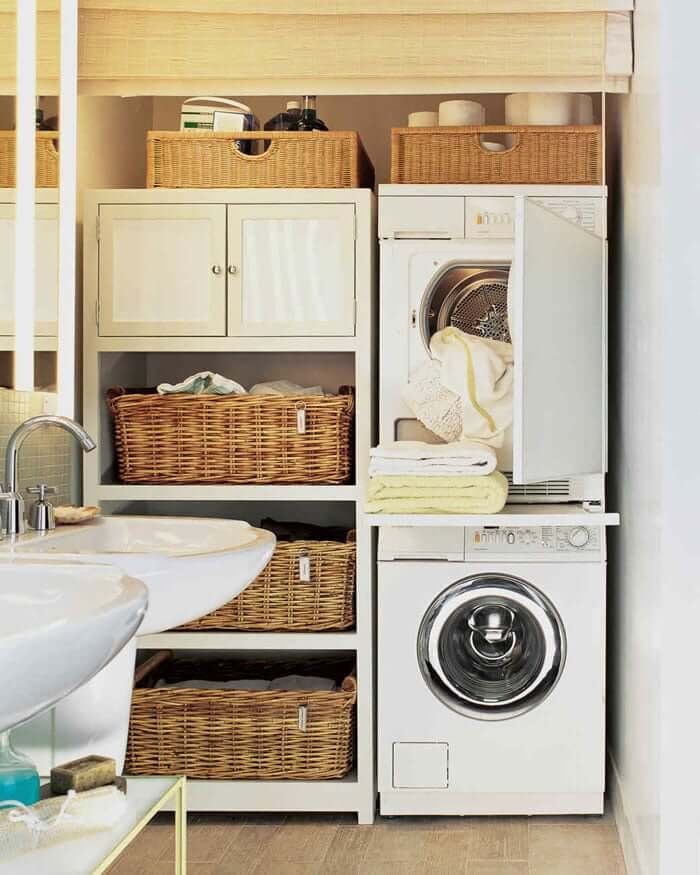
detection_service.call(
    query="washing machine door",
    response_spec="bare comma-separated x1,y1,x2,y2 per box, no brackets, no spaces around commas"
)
417,574,566,721
419,263,511,351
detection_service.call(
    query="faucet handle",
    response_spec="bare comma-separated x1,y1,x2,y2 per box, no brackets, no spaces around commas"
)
28,484,58,500
27,484,57,533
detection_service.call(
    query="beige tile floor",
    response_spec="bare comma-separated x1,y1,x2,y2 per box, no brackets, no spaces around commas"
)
107,804,626,875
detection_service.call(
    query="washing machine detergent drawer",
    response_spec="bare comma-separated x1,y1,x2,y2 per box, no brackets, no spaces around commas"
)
378,561,606,800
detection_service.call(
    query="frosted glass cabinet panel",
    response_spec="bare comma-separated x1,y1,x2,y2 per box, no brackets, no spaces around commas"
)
227,204,356,336
0,204,58,337
98,204,227,337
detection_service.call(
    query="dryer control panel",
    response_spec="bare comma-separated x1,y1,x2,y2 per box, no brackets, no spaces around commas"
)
468,526,602,557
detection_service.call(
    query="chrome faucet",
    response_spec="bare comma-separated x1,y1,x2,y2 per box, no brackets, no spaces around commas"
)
1,415,96,537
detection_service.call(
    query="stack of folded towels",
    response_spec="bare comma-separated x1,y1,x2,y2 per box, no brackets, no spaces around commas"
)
366,440,508,514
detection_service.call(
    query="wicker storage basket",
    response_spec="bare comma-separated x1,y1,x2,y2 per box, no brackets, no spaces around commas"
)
0,132,59,187
147,130,374,189
125,655,356,780
177,538,356,632
391,125,602,185
107,387,354,485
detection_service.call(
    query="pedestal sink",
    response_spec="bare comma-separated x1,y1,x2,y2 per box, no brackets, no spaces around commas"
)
0,558,147,733
6,516,275,770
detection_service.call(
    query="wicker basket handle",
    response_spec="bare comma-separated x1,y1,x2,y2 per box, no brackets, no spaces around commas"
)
228,138,280,162
473,132,521,155
106,385,128,412
341,672,357,702
133,649,172,687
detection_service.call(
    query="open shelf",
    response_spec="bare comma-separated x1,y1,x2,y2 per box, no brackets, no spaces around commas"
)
96,484,360,502
156,771,362,815
139,631,359,651
364,504,620,527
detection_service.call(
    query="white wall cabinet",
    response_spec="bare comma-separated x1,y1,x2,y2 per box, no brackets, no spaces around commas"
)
227,204,355,337
97,199,357,339
98,204,227,337
0,202,58,338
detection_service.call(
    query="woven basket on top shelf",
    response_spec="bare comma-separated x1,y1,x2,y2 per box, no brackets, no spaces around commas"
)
177,537,356,632
125,655,356,781
107,387,354,485
147,130,374,189
391,125,603,185
0,132,59,188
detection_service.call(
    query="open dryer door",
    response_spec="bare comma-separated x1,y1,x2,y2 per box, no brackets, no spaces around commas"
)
511,198,604,484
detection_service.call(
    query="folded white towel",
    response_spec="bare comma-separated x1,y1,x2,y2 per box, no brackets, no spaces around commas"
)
157,371,246,396
155,679,271,691
369,440,496,476
269,675,337,692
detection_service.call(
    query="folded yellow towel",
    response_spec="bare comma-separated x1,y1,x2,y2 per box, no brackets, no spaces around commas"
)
366,471,508,514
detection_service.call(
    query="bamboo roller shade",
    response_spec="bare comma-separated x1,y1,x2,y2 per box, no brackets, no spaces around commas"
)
5,2,634,11
0,6,632,92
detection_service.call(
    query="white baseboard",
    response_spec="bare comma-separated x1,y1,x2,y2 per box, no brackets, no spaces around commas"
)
609,752,651,875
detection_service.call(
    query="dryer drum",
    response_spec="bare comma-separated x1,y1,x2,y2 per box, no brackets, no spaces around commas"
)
417,574,566,721
420,264,511,350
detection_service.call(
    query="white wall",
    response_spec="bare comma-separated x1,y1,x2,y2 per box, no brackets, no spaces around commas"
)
607,0,662,868
608,2,700,873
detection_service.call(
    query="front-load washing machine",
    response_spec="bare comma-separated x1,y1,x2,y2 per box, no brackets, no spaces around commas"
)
378,524,606,816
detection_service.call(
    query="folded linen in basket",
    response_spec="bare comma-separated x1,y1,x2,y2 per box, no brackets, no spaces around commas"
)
249,380,324,396
365,471,508,515
369,440,497,477
157,371,246,396
154,679,272,690
269,675,337,692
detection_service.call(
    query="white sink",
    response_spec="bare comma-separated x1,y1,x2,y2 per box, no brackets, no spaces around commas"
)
8,515,275,770
9,515,276,635
0,558,147,733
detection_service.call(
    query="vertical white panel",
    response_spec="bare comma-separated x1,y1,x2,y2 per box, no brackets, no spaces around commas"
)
14,0,36,390
57,0,78,417
512,198,604,483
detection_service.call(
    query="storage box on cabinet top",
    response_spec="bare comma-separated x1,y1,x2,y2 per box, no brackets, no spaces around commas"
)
177,538,356,632
391,125,602,185
107,387,354,485
126,655,356,781
147,130,375,189
0,132,59,187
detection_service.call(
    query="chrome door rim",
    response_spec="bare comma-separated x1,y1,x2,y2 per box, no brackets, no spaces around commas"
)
417,574,567,721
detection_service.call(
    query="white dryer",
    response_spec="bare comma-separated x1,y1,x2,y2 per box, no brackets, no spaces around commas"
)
379,184,608,504
378,524,606,816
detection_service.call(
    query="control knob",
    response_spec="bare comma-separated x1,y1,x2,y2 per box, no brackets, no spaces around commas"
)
567,527,590,548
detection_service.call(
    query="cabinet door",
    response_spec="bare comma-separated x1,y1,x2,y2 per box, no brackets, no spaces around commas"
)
98,204,226,337
511,197,604,483
0,203,58,337
227,204,355,337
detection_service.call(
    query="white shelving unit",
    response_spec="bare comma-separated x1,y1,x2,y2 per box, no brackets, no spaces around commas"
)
83,188,377,824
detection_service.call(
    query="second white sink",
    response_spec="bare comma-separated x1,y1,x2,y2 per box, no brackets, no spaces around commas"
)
0,558,147,733
9,515,276,635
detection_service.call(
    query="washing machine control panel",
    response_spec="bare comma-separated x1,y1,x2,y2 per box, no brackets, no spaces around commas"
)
467,526,602,556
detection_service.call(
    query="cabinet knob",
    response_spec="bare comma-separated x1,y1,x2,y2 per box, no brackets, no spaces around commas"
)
228,264,238,276
212,265,223,275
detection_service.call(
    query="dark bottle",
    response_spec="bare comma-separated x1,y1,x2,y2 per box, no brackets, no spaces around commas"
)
264,100,302,131
291,96,328,132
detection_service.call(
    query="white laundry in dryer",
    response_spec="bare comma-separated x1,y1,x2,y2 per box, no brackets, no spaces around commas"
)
378,524,606,816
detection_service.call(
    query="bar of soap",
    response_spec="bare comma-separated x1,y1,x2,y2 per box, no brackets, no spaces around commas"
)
50,755,117,795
